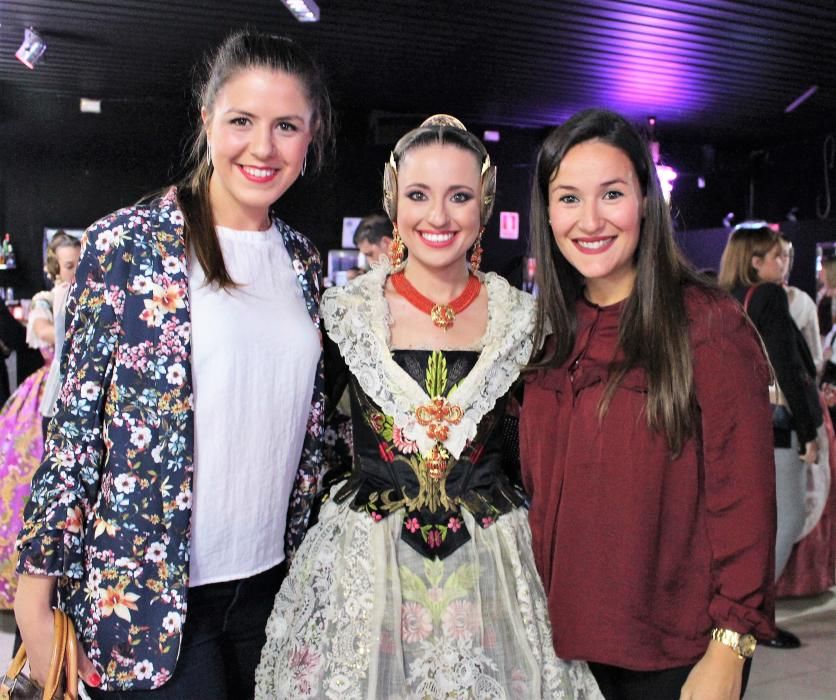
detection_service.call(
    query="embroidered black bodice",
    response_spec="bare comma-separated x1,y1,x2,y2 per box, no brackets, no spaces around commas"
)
329,347,524,560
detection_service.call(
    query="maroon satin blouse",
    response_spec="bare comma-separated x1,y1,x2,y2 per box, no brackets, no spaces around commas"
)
520,287,777,670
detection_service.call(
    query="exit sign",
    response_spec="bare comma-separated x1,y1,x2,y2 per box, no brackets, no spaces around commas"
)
499,211,519,240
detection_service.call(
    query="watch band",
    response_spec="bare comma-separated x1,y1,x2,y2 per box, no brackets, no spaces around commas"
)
710,627,757,659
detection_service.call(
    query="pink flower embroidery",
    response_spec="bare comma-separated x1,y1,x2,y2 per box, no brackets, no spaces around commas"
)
392,426,418,454
401,602,432,643
511,668,529,698
481,516,495,528
378,443,395,463
447,516,462,532
442,600,475,639
404,517,420,533
426,528,443,549
289,646,322,696
370,511,383,522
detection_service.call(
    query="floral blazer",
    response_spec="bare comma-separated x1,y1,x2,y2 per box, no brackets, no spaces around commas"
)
16,187,325,690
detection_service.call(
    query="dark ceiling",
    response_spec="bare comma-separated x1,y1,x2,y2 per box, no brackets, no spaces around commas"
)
0,0,834,154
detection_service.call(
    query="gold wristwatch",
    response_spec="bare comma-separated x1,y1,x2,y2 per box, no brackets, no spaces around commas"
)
710,627,757,659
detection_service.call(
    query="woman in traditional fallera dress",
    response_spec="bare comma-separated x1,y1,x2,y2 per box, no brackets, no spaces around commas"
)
255,116,601,699
0,303,52,609
0,232,81,608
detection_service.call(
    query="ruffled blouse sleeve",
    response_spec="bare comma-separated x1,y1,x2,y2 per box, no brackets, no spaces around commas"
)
25,290,54,349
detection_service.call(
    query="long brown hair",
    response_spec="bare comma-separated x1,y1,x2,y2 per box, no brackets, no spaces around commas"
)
177,29,334,288
529,108,714,455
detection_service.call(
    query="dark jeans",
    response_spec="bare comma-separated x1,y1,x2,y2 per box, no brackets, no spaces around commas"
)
88,561,286,699
588,658,752,700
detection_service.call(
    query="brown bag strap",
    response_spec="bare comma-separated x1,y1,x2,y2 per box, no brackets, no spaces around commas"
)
742,283,760,313
42,609,66,698
63,619,78,700
5,643,27,678
1,609,79,700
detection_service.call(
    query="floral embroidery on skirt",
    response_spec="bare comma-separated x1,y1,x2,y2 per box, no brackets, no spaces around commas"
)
255,495,602,699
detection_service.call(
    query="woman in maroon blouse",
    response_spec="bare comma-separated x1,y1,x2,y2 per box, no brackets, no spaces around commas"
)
520,108,777,700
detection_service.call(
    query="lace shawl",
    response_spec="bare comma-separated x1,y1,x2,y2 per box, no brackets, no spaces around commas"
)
322,262,535,460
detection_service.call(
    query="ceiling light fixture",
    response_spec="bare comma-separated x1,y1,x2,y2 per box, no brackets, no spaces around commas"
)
15,27,46,69
784,85,818,113
80,98,101,114
280,0,320,22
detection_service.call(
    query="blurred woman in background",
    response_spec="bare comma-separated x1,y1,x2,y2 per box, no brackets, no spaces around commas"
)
719,223,822,650
0,231,80,609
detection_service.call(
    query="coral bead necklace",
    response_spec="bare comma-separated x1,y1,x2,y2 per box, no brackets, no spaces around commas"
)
391,271,481,330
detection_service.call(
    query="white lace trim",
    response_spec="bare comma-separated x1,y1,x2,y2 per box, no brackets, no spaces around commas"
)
254,499,603,699
322,261,535,459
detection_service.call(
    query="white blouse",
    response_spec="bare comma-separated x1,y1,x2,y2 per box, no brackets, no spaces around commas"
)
188,224,319,587
40,283,71,417
25,289,53,351
786,285,823,372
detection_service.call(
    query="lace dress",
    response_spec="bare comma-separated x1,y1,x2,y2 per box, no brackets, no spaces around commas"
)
255,265,602,699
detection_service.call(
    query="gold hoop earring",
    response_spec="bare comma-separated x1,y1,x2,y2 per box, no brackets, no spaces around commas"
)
390,225,405,268
469,227,484,272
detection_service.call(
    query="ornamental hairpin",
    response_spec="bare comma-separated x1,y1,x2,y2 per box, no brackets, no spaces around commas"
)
421,114,467,130
481,154,492,176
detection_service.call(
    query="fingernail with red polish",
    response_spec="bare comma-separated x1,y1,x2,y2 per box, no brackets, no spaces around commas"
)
88,672,102,688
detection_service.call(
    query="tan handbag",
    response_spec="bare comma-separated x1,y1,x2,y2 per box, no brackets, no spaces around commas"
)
0,609,79,700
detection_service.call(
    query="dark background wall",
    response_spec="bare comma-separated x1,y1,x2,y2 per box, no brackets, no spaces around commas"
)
0,109,545,297
2,106,835,299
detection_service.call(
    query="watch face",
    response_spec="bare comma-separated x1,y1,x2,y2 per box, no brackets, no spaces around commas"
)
739,634,757,656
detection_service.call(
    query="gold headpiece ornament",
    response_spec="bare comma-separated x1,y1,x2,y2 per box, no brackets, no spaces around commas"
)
421,114,465,129
383,114,496,225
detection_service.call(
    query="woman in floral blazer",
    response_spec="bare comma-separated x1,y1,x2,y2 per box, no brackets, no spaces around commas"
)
14,30,333,697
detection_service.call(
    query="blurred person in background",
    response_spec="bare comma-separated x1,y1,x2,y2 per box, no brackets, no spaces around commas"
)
0,231,80,610
720,223,822,651
353,212,393,266
0,301,26,406
816,256,836,338
781,237,822,372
